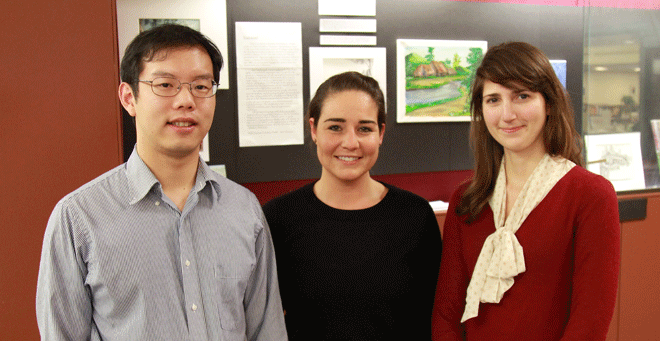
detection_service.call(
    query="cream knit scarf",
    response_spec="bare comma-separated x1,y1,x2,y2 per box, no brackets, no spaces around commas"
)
461,154,575,322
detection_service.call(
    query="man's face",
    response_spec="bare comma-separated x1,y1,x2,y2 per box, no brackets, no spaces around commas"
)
119,46,215,161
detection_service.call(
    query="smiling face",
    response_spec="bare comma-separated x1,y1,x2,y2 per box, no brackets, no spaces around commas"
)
310,90,385,185
482,80,547,159
119,46,215,161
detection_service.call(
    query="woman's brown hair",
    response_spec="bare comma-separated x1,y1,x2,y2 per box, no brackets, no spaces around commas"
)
458,42,584,222
307,71,386,131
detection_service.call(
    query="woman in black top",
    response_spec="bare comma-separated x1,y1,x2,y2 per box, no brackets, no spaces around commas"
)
263,71,442,340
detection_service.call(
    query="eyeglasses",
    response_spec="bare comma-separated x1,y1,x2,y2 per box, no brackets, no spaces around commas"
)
139,77,218,98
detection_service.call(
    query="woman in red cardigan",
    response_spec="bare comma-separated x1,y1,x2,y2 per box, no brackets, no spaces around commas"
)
432,42,620,341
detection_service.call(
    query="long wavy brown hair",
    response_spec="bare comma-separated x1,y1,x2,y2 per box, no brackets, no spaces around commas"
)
457,42,584,222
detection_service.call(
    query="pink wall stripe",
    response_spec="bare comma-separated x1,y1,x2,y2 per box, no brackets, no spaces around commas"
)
446,0,660,10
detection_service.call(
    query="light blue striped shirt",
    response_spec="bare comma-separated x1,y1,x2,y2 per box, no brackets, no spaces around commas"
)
36,149,288,341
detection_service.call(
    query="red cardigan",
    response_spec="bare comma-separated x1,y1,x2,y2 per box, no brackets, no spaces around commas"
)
432,166,620,341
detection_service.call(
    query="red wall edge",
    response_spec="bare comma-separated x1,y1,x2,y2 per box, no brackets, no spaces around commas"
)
242,169,474,205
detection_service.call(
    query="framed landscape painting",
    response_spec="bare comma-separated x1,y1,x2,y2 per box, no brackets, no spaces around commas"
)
397,39,486,123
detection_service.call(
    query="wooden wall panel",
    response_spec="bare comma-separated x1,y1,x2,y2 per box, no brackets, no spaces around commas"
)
0,1,121,339
618,193,660,340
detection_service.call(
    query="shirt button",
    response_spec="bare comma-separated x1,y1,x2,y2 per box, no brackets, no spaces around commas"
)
185,260,191,267
155,201,160,206
191,304,197,311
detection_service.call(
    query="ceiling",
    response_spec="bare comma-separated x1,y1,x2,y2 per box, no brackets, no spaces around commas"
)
584,7,660,74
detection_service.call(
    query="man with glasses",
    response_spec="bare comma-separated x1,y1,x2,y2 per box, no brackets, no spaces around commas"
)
36,24,288,341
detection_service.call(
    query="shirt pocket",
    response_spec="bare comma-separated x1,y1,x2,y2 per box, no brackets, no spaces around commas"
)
215,263,251,331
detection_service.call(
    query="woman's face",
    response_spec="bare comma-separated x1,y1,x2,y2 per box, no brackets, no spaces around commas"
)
310,90,384,184
482,80,547,159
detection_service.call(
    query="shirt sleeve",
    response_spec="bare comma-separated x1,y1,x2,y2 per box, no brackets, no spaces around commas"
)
417,202,443,317
432,189,467,341
36,200,94,340
243,199,288,341
261,199,291,314
560,176,620,340
416,203,443,339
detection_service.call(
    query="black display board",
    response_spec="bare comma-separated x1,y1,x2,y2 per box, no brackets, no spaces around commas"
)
122,0,584,184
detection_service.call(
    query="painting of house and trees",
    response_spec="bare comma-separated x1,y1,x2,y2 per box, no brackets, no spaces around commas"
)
396,39,487,122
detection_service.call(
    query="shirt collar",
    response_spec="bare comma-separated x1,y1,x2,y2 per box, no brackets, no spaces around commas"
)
195,157,222,202
126,148,159,205
125,148,221,205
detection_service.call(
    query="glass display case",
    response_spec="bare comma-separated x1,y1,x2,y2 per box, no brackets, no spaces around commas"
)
582,4,660,192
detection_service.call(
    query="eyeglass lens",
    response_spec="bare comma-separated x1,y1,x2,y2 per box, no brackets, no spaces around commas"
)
149,77,217,97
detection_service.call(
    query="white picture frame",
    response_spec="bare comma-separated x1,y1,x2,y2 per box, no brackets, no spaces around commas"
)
585,132,645,191
309,47,387,100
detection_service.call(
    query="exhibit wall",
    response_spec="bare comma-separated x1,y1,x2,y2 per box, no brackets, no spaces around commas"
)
121,0,585,184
